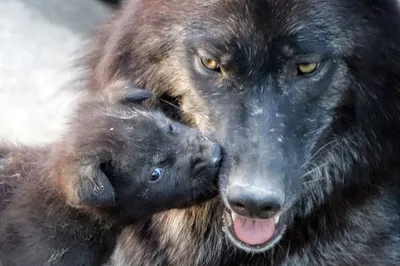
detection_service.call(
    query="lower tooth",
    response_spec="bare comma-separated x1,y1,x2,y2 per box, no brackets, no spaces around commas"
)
231,212,237,221
274,215,280,224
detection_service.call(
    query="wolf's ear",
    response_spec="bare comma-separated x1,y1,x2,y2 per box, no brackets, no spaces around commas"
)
121,84,153,103
73,161,116,207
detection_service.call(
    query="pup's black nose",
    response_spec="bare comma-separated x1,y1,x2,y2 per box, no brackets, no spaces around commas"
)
211,143,222,165
227,185,283,219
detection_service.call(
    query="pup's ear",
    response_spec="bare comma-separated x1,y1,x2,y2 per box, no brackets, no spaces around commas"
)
121,84,153,103
74,161,116,207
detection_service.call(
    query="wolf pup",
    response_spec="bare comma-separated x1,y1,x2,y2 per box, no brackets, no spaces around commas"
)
0,85,222,266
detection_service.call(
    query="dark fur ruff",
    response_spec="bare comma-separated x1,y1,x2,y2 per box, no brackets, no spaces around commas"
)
80,0,400,265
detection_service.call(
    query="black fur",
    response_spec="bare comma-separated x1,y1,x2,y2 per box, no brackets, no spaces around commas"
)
0,97,221,265
80,0,400,265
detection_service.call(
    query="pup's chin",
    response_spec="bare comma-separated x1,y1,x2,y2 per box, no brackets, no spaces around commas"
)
222,209,287,253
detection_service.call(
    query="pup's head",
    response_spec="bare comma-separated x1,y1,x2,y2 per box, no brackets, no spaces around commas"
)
57,88,222,222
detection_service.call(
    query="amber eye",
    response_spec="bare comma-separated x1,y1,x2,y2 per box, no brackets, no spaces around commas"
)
298,63,319,75
200,57,220,71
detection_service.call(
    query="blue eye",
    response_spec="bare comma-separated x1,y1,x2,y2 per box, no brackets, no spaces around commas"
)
150,168,164,182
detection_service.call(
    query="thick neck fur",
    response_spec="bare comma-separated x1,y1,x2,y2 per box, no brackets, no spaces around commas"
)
2,145,120,228
0,146,122,265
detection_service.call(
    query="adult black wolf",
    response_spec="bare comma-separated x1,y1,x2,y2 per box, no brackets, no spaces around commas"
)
82,0,400,265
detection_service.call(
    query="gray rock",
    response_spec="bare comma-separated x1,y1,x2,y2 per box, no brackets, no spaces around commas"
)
0,0,111,144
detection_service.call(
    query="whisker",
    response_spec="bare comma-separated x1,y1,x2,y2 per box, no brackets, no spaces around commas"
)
160,98,180,110
301,132,359,169
302,178,326,185
301,139,339,169
300,162,329,179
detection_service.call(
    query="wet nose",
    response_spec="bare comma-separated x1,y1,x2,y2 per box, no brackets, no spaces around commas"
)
227,185,283,219
211,143,222,165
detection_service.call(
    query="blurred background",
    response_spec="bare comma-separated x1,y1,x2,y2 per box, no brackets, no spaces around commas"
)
0,0,121,144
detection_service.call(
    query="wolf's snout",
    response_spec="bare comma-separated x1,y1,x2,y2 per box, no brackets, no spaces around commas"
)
227,185,283,219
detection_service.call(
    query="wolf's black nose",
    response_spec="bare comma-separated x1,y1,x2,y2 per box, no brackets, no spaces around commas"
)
227,185,283,219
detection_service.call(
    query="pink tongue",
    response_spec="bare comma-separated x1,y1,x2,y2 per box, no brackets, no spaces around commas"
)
232,214,275,245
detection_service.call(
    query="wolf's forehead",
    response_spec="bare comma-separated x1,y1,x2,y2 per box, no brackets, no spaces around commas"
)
186,1,354,58
205,1,306,30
